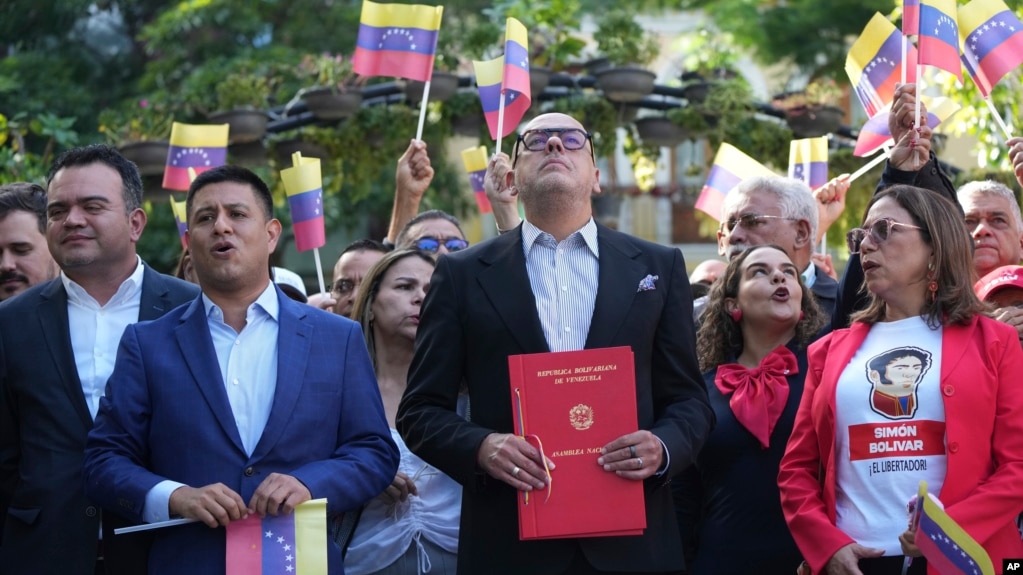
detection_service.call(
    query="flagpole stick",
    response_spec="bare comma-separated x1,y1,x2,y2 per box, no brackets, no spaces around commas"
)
496,92,507,153
114,518,198,535
847,148,891,183
914,64,923,170
984,97,1013,140
901,35,908,85
415,80,432,141
312,247,327,296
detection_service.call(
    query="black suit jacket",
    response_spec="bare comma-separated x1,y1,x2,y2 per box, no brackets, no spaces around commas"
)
0,266,198,575
397,223,714,575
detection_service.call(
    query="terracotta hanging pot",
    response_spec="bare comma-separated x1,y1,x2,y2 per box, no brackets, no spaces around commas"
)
119,140,169,177
208,108,268,144
302,87,364,121
595,66,656,103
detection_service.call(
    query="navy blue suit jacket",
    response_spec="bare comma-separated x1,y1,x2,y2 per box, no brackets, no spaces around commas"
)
0,266,198,575
83,287,398,575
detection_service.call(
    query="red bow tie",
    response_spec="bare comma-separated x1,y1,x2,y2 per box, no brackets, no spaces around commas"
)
714,346,799,449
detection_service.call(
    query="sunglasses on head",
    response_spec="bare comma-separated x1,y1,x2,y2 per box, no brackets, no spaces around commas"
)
845,217,923,254
416,236,468,253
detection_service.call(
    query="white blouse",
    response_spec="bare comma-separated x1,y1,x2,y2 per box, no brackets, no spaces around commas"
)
344,429,462,575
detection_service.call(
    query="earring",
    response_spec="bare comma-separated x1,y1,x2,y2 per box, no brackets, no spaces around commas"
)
927,276,938,304
799,310,805,321
729,309,742,323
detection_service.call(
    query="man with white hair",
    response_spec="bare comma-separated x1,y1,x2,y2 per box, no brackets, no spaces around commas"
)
957,180,1023,278
714,176,838,321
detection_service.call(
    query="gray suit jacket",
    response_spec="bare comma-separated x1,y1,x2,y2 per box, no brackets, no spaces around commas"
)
0,266,198,575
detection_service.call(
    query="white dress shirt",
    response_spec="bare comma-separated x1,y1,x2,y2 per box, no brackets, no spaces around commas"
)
62,257,144,419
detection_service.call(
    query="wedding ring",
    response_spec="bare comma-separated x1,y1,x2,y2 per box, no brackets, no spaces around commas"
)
636,457,643,469
512,466,521,477
628,445,637,458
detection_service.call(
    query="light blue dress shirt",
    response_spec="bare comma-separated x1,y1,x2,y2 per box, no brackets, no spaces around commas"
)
142,282,280,523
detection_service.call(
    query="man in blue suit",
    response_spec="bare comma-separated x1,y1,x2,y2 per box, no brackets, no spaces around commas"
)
83,165,398,575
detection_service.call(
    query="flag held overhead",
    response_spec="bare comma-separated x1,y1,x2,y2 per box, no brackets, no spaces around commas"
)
352,0,444,82
846,13,919,118
958,0,1023,97
788,137,829,190
918,0,962,80
695,143,776,222
163,123,229,191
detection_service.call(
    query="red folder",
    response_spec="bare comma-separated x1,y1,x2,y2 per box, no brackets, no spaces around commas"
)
507,346,647,540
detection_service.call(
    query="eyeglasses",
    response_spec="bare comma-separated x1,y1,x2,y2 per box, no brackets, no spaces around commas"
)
846,217,923,254
513,128,595,167
718,213,799,234
416,236,468,253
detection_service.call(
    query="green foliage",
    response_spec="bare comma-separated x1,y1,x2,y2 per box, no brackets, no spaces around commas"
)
300,52,360,92
491,0,587,71
938,67,1023,174
593,9,660,67
97,99,174,144
675,29,740,78
686,0,892,78
215,73,272,111
0,112,81,186
775,78,843,109
721,117,793,172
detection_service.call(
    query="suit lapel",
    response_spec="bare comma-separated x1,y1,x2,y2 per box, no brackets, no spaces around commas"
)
37,280,93,429
584,226,645,349
251,294,311,460
138,266,172,321
477,230,549,352
174,298,246,454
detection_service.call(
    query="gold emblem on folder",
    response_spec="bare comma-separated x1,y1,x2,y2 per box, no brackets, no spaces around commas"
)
569,404,594,430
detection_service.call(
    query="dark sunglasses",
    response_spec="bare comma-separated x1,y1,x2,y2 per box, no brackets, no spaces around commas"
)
718,213,798,234
846,217,923,254
416,236,468,253
513,128,595,167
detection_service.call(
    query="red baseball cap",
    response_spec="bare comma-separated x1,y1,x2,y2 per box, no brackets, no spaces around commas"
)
974,265,1023,301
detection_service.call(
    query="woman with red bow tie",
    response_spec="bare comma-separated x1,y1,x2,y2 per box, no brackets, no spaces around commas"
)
674,244,825,574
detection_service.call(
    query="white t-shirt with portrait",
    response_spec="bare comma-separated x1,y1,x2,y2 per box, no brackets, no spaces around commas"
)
834,316,947,554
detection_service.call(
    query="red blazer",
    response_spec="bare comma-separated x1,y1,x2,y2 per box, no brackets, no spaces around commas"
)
778,315,1023,574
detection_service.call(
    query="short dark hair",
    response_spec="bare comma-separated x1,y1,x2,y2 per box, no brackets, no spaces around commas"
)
186,165,274,222
395,210,465,249
339,238,388,260
0,182,47,233
47,144,143,213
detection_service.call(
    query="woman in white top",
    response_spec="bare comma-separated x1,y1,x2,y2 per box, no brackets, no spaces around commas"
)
345,249,461,575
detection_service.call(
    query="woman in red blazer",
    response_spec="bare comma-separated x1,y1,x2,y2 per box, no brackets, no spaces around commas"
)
778,185,1023,575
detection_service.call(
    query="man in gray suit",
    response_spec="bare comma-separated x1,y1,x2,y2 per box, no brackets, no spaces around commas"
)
0,144,198,574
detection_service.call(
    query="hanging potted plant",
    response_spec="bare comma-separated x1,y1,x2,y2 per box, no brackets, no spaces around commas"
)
634,114,686,148
676,30,741,104
207,72,271,144
774,78,844,138
98,99,174,177
441,90,487,139
299,53,365,121
592,9,660,103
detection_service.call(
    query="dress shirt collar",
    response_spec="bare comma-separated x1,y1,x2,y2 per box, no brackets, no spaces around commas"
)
61,255,144,308
801,261,817,289
202,281,280,325
521,217,599,257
